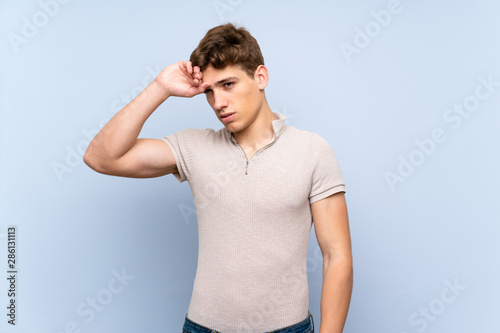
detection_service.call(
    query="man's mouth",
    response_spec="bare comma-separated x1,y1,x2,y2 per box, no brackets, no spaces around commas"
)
220,112,235,123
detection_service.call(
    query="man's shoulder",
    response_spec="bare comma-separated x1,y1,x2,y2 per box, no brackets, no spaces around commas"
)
283,124,330,146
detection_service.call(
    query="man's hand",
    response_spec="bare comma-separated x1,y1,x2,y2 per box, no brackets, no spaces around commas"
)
155,61,210,98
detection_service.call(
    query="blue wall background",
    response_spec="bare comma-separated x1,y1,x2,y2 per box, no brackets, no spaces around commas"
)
1,0,499,332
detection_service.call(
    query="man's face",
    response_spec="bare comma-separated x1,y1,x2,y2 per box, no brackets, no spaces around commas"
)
202,64,266,133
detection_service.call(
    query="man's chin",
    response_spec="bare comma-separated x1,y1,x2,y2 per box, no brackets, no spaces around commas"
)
222,122,237,132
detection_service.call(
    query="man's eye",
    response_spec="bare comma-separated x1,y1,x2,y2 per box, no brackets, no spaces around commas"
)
224,82,234,88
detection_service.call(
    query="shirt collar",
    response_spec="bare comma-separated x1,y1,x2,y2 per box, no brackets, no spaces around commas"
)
271,111,286,138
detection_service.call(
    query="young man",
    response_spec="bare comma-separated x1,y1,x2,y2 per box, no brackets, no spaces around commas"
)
84,23,352,333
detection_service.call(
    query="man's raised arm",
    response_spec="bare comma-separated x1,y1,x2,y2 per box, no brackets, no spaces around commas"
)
83,61,209,178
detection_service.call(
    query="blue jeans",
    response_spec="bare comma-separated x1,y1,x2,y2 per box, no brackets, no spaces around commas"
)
182,312,314,333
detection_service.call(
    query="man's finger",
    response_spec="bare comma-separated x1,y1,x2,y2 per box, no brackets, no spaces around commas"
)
192,82,208,94
184,61,193,74
198,82,210,92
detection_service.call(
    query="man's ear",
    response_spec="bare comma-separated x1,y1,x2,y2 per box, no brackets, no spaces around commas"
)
254,65,269,90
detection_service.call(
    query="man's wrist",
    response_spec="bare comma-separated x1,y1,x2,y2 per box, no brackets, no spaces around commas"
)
151,77,171,100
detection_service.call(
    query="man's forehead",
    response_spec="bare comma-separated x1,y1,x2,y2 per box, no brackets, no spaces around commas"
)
202,65,246,82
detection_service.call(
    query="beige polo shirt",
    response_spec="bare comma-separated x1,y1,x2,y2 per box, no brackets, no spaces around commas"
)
163,112,345,332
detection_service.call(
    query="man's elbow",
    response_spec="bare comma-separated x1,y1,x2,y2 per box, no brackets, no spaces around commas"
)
324,253,353,276
83,150,108,174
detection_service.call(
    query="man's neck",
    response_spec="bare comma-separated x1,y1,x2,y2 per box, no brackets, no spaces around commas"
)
232,104,276,152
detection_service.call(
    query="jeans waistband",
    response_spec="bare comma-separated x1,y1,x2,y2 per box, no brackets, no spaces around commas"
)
182,311,314,333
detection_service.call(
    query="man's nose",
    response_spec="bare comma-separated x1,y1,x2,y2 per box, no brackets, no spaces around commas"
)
213,91,228,110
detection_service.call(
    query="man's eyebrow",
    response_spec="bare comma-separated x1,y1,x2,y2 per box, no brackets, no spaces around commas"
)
211,76,239,87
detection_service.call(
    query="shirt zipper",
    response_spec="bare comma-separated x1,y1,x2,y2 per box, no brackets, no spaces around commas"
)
232,133,276,175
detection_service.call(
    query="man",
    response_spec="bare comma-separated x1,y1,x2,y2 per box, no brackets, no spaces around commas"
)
84,23,352,333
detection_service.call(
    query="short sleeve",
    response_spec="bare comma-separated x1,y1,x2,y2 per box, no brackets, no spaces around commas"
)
162,128,209,183
162,133,187,183
309,136,346,204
